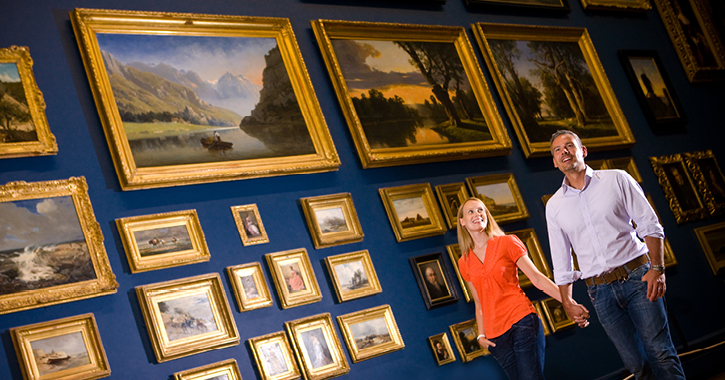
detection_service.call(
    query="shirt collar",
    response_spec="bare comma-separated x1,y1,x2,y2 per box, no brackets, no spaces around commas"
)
561,165,594,194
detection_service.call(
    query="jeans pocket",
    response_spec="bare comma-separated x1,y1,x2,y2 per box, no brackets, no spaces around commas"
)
628,263,650,282
587,286,597,302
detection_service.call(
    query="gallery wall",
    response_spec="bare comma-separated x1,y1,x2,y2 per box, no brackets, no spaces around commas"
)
1,0,725,379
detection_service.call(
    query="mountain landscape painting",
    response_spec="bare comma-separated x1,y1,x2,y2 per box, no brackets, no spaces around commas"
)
95,33,315,168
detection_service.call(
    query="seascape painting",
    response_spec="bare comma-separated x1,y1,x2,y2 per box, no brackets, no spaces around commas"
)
133,225,193,257
349,317,392,350
0,62,37,143
474,183,518,217
315,207,348,233
158,293,218,341
30,331,90,376
95,33,315,168
393,197,431,228
0,196,95,296
333,260,370,291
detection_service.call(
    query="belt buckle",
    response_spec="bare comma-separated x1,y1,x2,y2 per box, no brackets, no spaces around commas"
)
619,274,629,283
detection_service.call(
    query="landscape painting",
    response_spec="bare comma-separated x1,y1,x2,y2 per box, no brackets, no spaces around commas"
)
30,331,90,376
337,305,404,362
349,317,392,350
314,207,348,234
473,183,518,217
466,174,529,224
0,62,37,143
158,293,219,341
394,197,431,228
333,259,370,292
133,225,193,257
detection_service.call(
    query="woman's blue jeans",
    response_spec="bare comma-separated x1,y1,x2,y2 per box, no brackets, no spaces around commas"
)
587,263,685,380
488,313,546,380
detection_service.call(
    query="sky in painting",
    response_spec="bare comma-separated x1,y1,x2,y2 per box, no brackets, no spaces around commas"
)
95,33,276,85
159,293,215,323
476,183,515,205
393,197,429,220
349,317,389,340
629,57,668,97
0,196,84,251
334,260,366,284
31,331,88,356
0,63,20,82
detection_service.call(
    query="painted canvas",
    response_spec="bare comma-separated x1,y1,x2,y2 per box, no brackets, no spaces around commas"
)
627,57,680,120
0,62,37,143
314,207,348,233
393,197,431,228
474,183,518,217
348,317,392,350
237,210,262,238
259,342,289,377
30,331,91,376
333,260,370,292
158,294,219,341
282,263,307,294
133,225,193,257
301,328,333,369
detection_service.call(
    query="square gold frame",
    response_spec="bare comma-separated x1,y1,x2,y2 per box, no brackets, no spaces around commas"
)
285,313,350,380
231,204,269,246
435,182,470,229
311,19,511,168
227,262,273,312
135,273,239,363
116,209,210,273
508,228,553,288
427,332,456,366
685,150,725,217
249,331,301,380
336,304,405,363
650,153,707,224
540,297,576,333
0,46,58,158
694,221,725,275
10,313,110,380
379,183,446,242
532,301,552,336
300,193,364,249
324,250,382,303
579,0,651,11
0,177,117,315
266,248,322,309
473,23,635,158
173,359,241,380
70,8,339,190
466,173,529,224
449,319,489,363
446,243,474,303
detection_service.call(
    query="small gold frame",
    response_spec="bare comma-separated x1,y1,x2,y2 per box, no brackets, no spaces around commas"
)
508,228,553,289
379,183,446,242
684,150,725,217
0,177,118,315
435,182,470,229
532,301,552,336
650,153,707,224
285,313,350,380
300,193,364,249
10,313,110,380
579,0,651,11
446,243,474,303
135,273,239,363
116,209,210,273
227,262,273,312
427,332,456,366
173,359,241,380
466,173,529,224
336,304,404,363
540,297,576,333
231,204,269,246
449,319,489,363
266,248,322,309
249,331,301,380
0,46,57,158
694,221,725,275
324,250,382,303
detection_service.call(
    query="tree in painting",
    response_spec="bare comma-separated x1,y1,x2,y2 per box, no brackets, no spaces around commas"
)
0,64,36,143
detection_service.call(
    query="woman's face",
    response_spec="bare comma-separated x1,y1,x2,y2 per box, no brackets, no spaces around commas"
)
459,199,488,233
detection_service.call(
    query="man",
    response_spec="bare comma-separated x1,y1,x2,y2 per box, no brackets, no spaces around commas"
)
424,266,449,300
545,130,685,380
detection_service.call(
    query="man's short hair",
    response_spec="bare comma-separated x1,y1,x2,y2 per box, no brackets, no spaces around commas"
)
550,130,582,154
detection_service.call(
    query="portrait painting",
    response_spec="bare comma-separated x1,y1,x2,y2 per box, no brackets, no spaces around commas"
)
300,193,364,248
266,248,322,309
435,182,470,229
663,161,704,211
474,23,635,158
248,331,300,380
173,359,241,380
259,342,289,377
418,260,451,301
282,263,307,294
379,184,446,242
71,10,339,190
410,252,458,309
312,20,512,168
285,313,349,380
466,173,529,224
301,328,334,369
231,204,269,246
325,250,382,302
428,332,456,365
336,305,405,363
695,221,725,275
685,151,725,216
651,154,708,224
449,319,489,362
540,298,575,332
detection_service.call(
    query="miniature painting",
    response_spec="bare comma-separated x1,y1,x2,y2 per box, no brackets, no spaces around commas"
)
248,331,300,380
428,332,456,365
336,305,404,363
158,294,219,341
231,204,269,246
325,250,382,302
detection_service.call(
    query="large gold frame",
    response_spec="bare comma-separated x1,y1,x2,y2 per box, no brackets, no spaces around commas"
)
508,228,553,288
0,177,117,315
116,209,210,273
10,313,110,380
285,313,350,380
694,221,725,275
135,273,239,363
173,359,242,380
227,262,273,312
248,331,301,380
300,193,364,249
0,46,58,158
266,248,322,309
312,19,511,168
324,250,382,303
650,153,708,224
336,305,405,363
466,173,529,224
685,150,725,217
70,9,339,190
379,183,446,242
473,23,635,158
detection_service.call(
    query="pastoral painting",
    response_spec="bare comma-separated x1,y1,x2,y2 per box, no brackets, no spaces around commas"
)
0,196,95,296
474,183,517,217
331,39,493,149
94,33,315,167
333,260,370,292
627,57,679,120
30,331,90,376
314,207,348,234
0,62,37,143
259,342,289,377
301,328,333,369
349,317,392,350
133,225,192,257
393,196,431,228
158,294,218,341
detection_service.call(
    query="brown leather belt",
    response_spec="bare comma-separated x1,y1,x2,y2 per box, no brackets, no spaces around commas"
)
584,254,649,286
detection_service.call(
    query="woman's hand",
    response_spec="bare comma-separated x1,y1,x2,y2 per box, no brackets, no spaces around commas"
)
478,336,496,349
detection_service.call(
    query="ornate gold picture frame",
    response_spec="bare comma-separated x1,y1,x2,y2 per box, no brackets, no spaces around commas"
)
116,209,210,273
311,19,511,168
10,313,110,380
684,150,725,217
70,8,339,190
379,183,446,242
173,359,241,380
449,319,489,363
300,193,364,249
0,46,57,159
579,0,651,11
650,153,707,224
466,173,529,224
589,157,644,183
435,182,470,229
227,262,273,312
135,273,239,363
508,228,553,288
231,204,269,246
694,221,725,275
266,248,322,309
0,177,117,315
446,243,474,303
532,301,552,336
285,313,349,380
540,297,576,332
428,332,456,365
324,250,382,303
410,252,459,309
473,23,635,158
336,305,405,363
249,331,301,380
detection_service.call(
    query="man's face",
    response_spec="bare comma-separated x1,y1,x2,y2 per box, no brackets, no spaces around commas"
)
672,168,685,185
425,268,438,285
551,134,587,174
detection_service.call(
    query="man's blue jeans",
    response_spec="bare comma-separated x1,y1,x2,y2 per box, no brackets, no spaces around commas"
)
488,313,546,380
587,263,686,380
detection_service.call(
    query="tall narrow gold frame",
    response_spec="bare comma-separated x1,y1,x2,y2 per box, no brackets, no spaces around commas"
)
285,313,350,380
532,301,552,336
0,177,117,315
336,305,405,363
466,173,529,224
173,359,242,380
231,204,269,246
379,183,447,242
0,46,57,158
70,9,339,190
312,19,511,168
473,23,635,158
300,193,364,249
508,228,553,288
446,243,474,303
435,182,470,229
248,331,301,380
266,248,322,309
650,153,707,224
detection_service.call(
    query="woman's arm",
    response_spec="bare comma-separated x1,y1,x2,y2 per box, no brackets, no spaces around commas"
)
467,281,495,349
516,256,562,302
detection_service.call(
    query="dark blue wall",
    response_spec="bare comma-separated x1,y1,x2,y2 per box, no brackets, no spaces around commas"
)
1,1,724,379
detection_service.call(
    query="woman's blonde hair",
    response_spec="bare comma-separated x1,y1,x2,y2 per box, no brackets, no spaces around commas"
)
456,197,505,255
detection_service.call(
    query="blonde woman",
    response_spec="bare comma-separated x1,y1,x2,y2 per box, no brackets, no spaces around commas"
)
457,197,562,380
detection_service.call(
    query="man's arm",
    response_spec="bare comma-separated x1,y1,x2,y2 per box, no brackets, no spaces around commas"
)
643,236,666,301
558,283,590,328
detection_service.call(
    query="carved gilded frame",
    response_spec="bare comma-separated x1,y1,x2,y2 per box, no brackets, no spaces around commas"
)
466,173,529,224
435,182,470,229
231,204,269,246
285,313,349,380
684,150,725,217
0,46,57,158
532,301,552,336
427,332,456,366
579,0,651,11
540,297,576,332
694,221,725,275
248,331,301,380
227,262,273,312
0,177,117,315
650,153,707,224
324,250,382,303
336,305,405,363
173,359,241,380
449,319,489,362
70,8,339,190
300,193,364,249
379,183,446,242
266,248,322,309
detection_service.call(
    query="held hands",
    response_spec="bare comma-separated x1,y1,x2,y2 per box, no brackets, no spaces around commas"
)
478,336,496,350
563,301,590,328
643,270,666,301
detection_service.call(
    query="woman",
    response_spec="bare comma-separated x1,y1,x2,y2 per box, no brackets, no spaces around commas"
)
457,197,562,380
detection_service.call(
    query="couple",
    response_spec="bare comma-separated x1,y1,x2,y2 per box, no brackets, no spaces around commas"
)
458,130,684,380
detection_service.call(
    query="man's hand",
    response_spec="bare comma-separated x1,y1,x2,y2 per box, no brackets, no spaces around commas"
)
643,270,666,301
563,301,590,328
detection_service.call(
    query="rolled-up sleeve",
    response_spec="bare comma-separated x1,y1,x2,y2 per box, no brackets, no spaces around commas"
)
620,172,665,240
546,199,580,285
